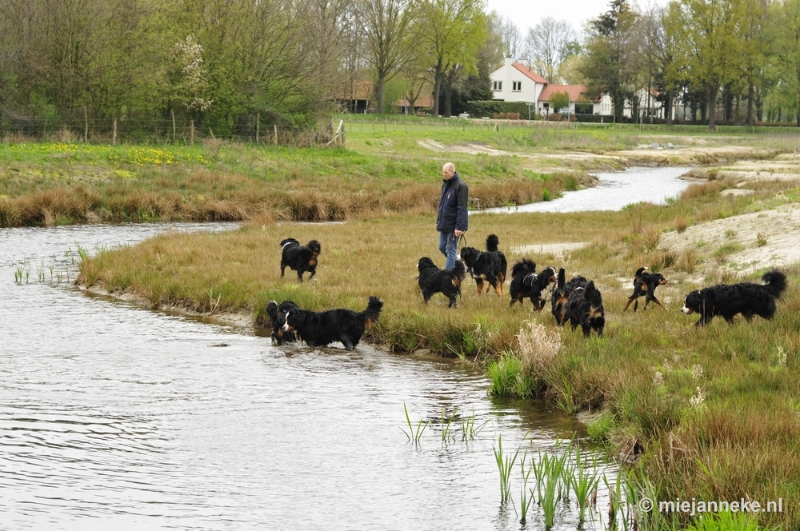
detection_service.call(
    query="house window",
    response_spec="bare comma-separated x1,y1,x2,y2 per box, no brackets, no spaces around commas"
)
512,81,522,92
493,81,502,91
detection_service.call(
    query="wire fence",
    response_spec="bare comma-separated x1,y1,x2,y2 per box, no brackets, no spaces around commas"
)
2,112,800,146
0,112,345,147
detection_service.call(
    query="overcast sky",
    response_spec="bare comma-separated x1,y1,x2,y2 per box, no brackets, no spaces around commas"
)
486,0,672,35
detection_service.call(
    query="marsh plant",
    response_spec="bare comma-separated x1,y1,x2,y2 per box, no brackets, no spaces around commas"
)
493,434,520,504
439,409,458,442
459,409,485,441
401,402,428,444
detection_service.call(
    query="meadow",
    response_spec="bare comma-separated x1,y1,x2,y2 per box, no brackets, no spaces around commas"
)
8,121,800,528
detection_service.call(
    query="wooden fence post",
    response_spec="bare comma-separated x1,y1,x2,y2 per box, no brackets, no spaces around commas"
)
83,106,88,142
171,109,176,143
112,118,117,145
256,113,260,144
274,124,278,146
190,120,195,145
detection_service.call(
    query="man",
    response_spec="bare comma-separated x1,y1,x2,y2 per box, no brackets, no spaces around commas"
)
436,162,468,270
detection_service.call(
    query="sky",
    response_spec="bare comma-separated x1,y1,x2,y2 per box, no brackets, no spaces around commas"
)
486,0,671,35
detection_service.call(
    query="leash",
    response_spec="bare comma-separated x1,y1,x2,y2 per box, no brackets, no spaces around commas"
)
457,233,467,249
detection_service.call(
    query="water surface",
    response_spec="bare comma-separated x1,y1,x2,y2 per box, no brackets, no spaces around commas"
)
1,223,615,530
482,166,693,214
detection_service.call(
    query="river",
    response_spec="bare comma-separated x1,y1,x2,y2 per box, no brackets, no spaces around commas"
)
1,223,619,530
481,166,693,214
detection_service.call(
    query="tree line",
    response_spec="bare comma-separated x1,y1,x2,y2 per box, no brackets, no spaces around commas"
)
0,0,798,135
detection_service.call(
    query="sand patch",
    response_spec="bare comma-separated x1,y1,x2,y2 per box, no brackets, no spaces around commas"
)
659,202,800,273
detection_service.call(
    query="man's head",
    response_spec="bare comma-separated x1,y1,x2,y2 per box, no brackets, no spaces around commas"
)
442,162,456,180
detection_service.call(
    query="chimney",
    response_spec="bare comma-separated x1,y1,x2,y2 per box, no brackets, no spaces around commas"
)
504,57,514,66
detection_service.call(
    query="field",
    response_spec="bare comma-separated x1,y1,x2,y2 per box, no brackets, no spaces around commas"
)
7,120,800,528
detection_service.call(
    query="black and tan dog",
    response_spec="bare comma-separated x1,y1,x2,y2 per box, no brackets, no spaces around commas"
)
508,259,557,310
266,300,300,345
417,257,466,308
280,238,321,282
566,279,605,337
681,270,787,327
282,296,383,351
623,267,668,311
550,269,588,326
457,234,507,296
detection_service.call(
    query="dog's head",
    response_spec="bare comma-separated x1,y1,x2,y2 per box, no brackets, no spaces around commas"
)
539,267,557,287
417,257,437,271
307,240,322,254
653,273,668,286
282,309,307,332
681,291,702,315
457,247,480,268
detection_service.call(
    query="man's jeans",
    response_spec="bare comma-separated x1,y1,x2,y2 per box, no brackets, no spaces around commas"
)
438,231,458,270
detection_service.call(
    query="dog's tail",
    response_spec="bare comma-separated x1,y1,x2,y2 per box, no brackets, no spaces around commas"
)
266,300,279,321
360,296,384,327
511,258,536,278
557,268,566,292
280,237,299,248
634,266,647,284
762,269,787,299
486,234,500,252
585,281,603,305
451,259,467,283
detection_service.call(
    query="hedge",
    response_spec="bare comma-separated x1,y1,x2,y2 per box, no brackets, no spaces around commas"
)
465,101,535,119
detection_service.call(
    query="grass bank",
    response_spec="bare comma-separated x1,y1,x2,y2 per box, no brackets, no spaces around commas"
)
76,174,800,528
0,133,600,227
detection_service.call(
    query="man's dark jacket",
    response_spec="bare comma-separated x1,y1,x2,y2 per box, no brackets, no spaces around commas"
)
436,172,468,233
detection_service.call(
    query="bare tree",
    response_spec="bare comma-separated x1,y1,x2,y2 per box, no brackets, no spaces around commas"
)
500,17,523,59
522,17,576,82
357,0,413,113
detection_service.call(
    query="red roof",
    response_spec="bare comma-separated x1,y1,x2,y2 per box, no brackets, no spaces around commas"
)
539,84,587,102
512,63,548,84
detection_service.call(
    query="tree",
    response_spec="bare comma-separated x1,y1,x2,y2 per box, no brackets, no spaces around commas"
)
522,17,576,83
665,0,749,130
548,91,570,113
772,0,800,125
357,0,413,113
580,0,639,122
416,0,486,116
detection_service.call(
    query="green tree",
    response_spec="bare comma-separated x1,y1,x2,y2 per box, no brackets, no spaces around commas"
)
580,0,639,122
665,0,749,131
548,91,570,113
772,0,800,125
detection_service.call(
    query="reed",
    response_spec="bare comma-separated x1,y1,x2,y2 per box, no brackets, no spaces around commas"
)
517,453,535,524
493,434,520,504
439,409,458,443
401,402,428,444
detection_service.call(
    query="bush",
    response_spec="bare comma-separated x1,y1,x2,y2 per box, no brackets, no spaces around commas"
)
465,100,533,119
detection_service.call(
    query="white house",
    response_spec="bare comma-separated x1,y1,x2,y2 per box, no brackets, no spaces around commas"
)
489,57,547,118
489,57,613,118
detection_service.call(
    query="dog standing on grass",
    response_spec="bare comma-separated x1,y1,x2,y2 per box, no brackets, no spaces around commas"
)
551,269,587,326
623,266,668,311
457,234,507,296
280,238,321,282
681,270,787,327
566,279,605,337
508,259,557,310
416,257,466,308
